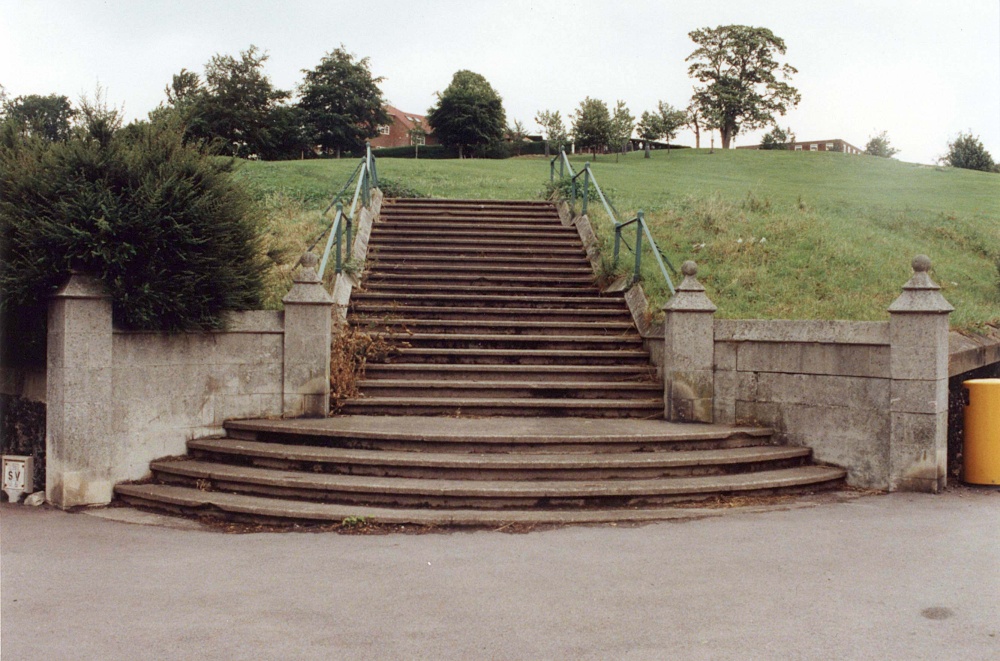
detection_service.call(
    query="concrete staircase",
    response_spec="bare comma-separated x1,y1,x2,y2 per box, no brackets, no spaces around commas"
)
114,198,846,527
344,198,662,417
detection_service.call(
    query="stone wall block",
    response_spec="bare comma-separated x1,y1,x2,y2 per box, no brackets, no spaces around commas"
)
282,253,334,418
45,273,116,508
662,262,717,422
887,255,953,492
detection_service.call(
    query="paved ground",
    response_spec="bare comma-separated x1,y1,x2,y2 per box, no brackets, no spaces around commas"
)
1,490,997,660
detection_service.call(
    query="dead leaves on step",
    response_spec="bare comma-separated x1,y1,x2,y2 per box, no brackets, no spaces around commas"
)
330,326,400,412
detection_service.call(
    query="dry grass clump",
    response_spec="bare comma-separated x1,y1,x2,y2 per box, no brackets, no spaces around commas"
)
329,326,396,411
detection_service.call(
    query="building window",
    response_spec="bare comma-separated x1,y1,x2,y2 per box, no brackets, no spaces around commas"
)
810,144,818,151
826,143,834,150
794,145,803,151
410,134,426,146
378,125,391,135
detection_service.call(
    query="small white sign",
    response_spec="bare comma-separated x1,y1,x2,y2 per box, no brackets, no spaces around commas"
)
3,455,34,503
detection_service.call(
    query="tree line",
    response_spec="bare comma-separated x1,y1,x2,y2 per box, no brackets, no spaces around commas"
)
2,26,997,171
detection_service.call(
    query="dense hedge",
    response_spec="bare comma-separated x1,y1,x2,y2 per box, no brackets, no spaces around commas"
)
373,140,549,160
0,112,270,333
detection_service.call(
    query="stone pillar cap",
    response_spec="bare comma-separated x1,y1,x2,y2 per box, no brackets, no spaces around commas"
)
662,261,717,312
52,272,110,300
888,255,954,314
283,253,334,305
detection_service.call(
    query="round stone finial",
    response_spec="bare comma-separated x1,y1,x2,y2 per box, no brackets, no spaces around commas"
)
300,252,319,269
912,254,931,273
681,260,698,277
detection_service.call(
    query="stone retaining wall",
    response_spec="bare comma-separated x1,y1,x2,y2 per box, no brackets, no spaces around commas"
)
712,320,892,488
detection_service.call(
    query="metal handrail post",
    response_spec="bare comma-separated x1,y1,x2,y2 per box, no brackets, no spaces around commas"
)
613,224,622,267
318,204,343,279
346,213,353,262
550,158,555,183
633,211,644,283
335,207,343,274
582,163,590,216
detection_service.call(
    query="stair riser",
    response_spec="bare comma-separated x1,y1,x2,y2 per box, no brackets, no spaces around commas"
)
189,450,809,481
362,367,656,382
351,308,630,322
360,286,602,297
386,353,651,366
226,429,779,454
367,265,594,276
362,275,595,286
153,472,843,509
355,385,661,399
351,322,636,336
381,338,643,351
376,223,572,233
373,230,578,240
368,251,586,262
352,297,627,310
335,403,662,418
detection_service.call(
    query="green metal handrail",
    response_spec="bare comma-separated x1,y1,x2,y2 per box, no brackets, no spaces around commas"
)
549,150,676,295
313,143,379,280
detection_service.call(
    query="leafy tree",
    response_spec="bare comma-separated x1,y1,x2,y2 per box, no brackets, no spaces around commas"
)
506,119,528,156
535,109,567,157
164,46,289,157
427,70,506,159
571,97,612,158
686,103,703,149
864,130,899,158
298,47,389,158
2,93,76,141
259,105,311,160
609,100,634,160
942,132,996,172
760,125,795,150
687,25,801,149
407,118,427,158
636,102,686,157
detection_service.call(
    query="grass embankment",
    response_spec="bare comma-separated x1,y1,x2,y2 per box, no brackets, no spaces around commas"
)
239,151,1000,330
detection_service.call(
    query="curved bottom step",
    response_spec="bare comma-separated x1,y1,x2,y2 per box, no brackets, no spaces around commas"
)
115,482,846,528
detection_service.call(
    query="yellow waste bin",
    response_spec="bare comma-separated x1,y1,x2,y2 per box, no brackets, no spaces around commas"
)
963,378,1000,485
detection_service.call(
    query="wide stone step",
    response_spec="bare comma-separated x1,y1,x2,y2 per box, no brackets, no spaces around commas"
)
376,332,643,351
359,284,600,297
369,263,594,276
116,484,834,527
373,228,577,240
362,363,656,383
350,304,630,322
336,396,663,418
387,347,652,366
368,254,588,268
188,438,812,481
368,244,585,258
362,272,596,286
355,379,661,400
369,234,579,248
349,318,636,335
376,222,573,233
147,459,845,508
224,417,775,453
352,293,626,308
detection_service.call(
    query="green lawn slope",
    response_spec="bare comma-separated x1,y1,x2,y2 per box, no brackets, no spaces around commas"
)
240,150,1000,330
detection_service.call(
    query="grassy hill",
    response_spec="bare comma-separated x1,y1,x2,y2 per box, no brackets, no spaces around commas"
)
240,150,1000,330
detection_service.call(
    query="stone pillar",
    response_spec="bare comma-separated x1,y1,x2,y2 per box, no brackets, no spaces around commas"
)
887,255,954,492
662,261,717,422
282,253,334,417
46,273,114,507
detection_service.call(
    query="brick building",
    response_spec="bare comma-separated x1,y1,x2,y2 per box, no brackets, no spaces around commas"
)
738,138,863,154
369,105,438,149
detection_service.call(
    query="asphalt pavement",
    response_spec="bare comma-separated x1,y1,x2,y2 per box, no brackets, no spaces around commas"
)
1,489,997,660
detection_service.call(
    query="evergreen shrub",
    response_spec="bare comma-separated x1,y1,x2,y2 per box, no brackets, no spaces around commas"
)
0,109,270,336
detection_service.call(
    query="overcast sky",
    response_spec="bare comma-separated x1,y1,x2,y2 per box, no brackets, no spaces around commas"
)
2,0,998,164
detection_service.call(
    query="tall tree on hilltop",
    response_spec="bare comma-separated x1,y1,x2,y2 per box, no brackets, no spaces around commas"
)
686,25,800,149
162,46,289,157
427,70,506,159
298,47,389,158
2,93,76,141
942,132,996,172
609,100,634,161
637,101,686,157
571,97,612,158
864,130,899,158
535,109,567,157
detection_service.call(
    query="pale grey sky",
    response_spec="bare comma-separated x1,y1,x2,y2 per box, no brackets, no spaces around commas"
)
2,0,998,164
